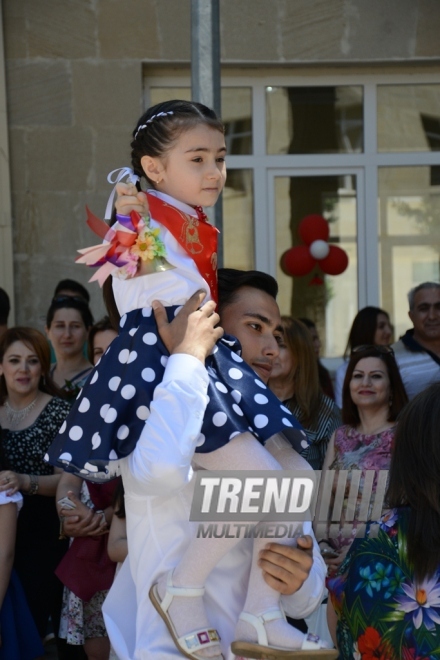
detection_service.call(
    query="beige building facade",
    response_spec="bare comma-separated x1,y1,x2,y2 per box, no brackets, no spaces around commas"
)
1,0,440,358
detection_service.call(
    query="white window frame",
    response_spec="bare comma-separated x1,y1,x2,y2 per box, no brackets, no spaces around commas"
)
266,165,366,306
145,71,440,311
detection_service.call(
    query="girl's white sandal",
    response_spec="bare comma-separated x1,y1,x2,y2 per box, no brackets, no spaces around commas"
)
149,570,224,660
231,608,339,659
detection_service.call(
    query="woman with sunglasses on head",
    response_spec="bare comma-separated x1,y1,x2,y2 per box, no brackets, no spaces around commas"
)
0,328,71,652
46,296,94,401
53,279,91,306
334,307,393,409
317,345,408,574
327,382,440,659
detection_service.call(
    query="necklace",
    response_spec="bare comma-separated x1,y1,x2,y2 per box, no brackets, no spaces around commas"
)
4,394,40,429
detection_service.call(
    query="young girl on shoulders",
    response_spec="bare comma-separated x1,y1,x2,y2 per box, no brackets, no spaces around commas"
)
47,100,334,660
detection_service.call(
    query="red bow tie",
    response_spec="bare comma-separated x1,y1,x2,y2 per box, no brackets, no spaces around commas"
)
194,206,208,223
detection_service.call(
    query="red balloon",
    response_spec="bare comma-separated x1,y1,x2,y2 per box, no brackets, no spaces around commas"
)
298,215,329,245
281,246,316,277
319,245,349,275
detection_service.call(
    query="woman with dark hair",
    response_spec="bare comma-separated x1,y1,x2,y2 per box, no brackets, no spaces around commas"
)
318,345,408,573
269,317,341,469
299,318,335,401
46,296,94,399
334,307,393,408
86,316,118,365
327,382,440,659
0,328,71,647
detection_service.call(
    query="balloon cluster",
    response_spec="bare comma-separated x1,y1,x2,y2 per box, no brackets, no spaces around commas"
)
281,215,349,281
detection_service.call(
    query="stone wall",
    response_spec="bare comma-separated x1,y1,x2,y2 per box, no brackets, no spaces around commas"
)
2,0,440,328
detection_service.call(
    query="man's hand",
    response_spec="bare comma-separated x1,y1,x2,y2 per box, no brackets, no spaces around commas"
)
115,182,149,216
258,536,314,596
153,291,223,363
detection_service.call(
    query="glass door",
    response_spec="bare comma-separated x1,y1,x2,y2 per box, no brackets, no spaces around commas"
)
267,169,364,358
378,166,440,340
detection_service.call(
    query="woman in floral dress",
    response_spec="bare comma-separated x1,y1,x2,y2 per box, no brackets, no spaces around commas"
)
317,345,408,574
327,382,440,659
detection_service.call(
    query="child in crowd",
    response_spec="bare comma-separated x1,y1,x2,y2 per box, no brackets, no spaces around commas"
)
47,100,334,659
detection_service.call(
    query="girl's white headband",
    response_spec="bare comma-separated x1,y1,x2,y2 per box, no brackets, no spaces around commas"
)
134,111,174,139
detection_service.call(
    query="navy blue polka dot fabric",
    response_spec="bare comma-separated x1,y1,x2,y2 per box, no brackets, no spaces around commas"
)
46,307,308,481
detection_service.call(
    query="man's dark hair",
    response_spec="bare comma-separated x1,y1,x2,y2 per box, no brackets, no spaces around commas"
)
54,279,90,304
0,288,10,326
217,269,278,314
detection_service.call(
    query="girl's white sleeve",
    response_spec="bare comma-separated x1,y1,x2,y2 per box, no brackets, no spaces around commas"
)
123,353,209,497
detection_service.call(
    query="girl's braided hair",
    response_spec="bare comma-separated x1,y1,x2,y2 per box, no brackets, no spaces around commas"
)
131,100,224,187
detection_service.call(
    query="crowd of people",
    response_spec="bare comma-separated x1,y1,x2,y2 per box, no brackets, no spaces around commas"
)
1,272,439,660
0,99,440,660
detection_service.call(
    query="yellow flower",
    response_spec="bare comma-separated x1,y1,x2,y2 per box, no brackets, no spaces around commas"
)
132,230,159,262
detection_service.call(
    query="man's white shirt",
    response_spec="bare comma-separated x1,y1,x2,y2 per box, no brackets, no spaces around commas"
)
103,353,326,659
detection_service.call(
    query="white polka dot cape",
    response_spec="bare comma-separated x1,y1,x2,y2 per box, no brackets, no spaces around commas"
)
46,306,308,481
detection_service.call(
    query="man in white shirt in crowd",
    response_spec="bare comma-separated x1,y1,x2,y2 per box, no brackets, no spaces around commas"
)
104,268,326,659
392,282,440,399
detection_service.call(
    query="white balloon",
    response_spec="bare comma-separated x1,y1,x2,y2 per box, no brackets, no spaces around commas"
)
309,239,330,260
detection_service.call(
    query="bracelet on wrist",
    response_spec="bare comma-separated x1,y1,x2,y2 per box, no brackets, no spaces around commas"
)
58,517,67,540
27,474,39,496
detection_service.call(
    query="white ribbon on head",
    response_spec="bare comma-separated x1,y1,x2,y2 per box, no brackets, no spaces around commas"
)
134,111,174,139
105,167,140,220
